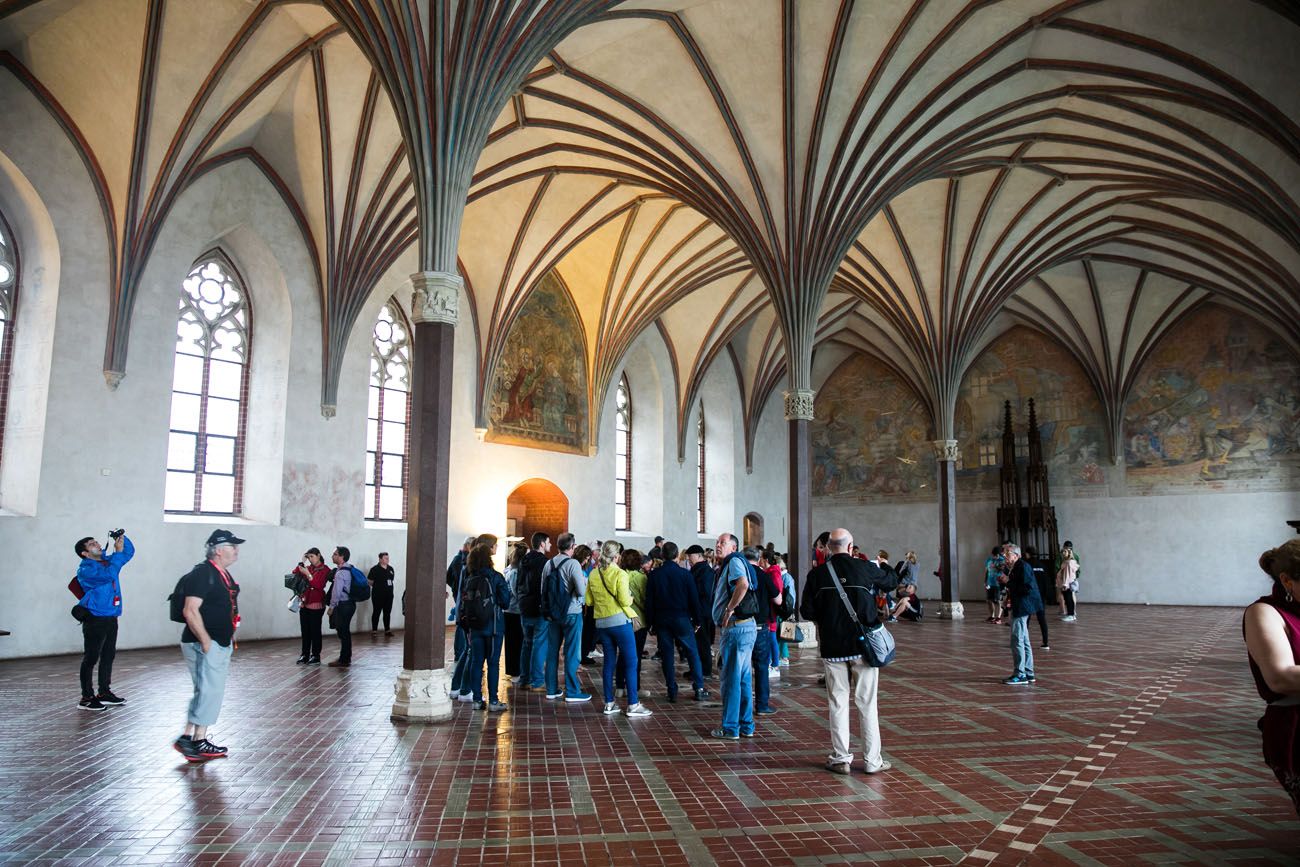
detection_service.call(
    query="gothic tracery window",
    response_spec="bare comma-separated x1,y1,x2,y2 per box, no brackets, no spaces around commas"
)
165,255,250,515
614,374,631,531
0,212,16,468
696,404,706,534
365,300,411,521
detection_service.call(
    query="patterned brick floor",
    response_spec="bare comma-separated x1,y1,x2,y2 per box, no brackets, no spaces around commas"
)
1,605,1296,865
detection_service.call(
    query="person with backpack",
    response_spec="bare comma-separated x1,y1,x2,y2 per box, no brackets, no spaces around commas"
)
461,540,512,711
710,532,760,740
542,532,591,702
517,532,552,691
326,546,368,667
73,529,135,711
173,529,244,763
588,541,652,717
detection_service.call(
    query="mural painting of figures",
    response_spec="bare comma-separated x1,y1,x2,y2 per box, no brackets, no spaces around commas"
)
1124,306,1300,494
955,326,1107,499
812,354,936,503
487,272,589,454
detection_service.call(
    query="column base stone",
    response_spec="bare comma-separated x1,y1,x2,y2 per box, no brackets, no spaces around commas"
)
391,667,454,722
938,601,965,620
796,621,819,648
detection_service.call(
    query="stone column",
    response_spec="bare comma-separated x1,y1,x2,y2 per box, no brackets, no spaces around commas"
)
785,388,814,607
932,439,963,620
392,271,460,722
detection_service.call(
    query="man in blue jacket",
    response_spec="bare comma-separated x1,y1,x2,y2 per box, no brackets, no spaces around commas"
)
644,542,709,702
1000,543,1043,685
74,530,135,711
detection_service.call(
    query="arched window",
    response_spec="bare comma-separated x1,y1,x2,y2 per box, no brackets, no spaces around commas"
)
365,300,411,521
614,374,631,530
0,211,16,468
164,254,250,515
696,404,706,534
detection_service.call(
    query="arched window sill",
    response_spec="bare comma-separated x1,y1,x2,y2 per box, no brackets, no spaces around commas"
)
363,520,407,530
163,514,274,527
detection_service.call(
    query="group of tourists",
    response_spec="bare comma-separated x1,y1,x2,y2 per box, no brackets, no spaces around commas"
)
444,530,800,727
66,516,1300,814
285,547,395,667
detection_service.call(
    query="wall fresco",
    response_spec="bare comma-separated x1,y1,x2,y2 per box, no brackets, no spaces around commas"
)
1124,306,1300,494
955,327,1108,499
811,354,937,502
487,271,589,454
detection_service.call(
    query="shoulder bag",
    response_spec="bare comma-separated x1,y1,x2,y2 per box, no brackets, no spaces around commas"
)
826,560,896,667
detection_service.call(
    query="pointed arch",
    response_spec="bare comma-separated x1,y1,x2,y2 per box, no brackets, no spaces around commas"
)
163,249,252,515
365,297,413,521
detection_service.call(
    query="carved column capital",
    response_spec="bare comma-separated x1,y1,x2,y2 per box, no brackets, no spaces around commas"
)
931,439,960,462
409,271,461,326
783,389,815,421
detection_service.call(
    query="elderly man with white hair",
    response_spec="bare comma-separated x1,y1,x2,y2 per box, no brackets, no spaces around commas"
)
173,529,245,763
800,528,897,775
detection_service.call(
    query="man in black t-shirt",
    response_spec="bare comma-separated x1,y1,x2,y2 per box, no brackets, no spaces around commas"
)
369,552,396,636
173,529,244,763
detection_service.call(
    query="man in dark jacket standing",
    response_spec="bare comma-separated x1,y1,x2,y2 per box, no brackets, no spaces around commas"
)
644,542,709,701
1000,543,1043,685
517,532,552,691
801,528,896,775
686,545,715,677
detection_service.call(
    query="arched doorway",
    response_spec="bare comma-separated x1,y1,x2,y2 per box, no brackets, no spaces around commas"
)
743,512,764,548
506,478,570,548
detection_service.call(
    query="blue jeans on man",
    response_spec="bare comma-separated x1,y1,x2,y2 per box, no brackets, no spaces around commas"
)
467,630,504,704
1010,615,1034,678
520,615,549,688
546,613,584,697
718,619,757,736
657,616,704,698
751,623,772,712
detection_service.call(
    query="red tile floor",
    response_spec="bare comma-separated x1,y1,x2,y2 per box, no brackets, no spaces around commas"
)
1,605,1296,865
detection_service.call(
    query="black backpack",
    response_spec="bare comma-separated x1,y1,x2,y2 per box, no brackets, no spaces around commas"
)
457,570,495,630
722,554,761,620
168,568,213,623
542,557,575,622
517,551,547,618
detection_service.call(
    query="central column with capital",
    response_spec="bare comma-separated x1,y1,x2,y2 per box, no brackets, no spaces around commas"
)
392,271,460,722
932,439,964,620
785,388,815,602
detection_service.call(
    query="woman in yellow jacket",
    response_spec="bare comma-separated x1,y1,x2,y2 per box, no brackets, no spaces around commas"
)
587,540,653,717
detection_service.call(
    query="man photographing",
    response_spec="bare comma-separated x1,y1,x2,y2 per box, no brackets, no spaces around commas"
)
74,528,134,711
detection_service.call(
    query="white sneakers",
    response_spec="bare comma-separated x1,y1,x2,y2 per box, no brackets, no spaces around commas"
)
626,703,653,717
603,702,620,715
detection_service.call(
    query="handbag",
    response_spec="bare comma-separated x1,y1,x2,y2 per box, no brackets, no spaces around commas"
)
778,620,803,643
287,595,301,614
284,572,308,595
826,560,896,667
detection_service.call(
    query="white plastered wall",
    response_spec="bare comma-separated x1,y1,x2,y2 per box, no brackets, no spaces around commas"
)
0,136,409,657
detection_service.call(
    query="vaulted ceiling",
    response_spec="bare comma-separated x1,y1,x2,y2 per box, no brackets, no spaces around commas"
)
2,0,1296,460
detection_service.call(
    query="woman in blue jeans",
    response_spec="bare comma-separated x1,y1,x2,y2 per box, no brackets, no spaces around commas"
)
463,540,512,711
586,540,652,717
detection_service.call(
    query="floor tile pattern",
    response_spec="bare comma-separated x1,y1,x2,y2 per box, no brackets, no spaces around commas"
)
1,605,1296,865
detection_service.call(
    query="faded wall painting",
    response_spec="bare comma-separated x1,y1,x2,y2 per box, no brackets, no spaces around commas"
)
1124,306,1300,494
812,354,937,503
955,327,1107,499
487,272,589,454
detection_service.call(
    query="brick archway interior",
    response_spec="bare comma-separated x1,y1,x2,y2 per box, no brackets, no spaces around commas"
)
506,478,570,547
